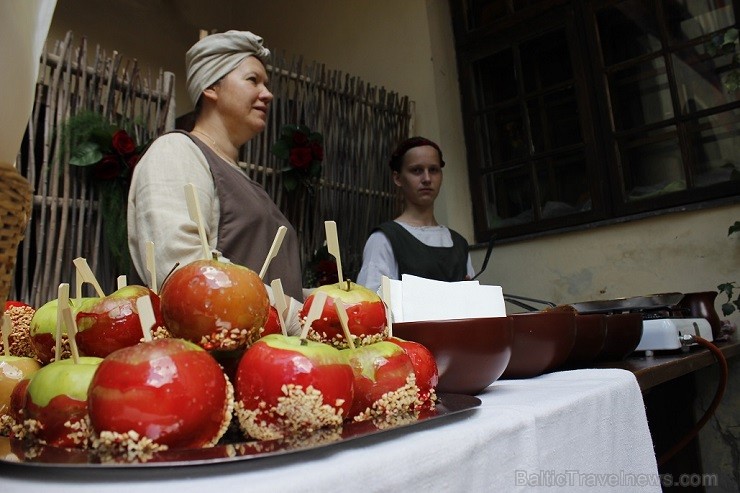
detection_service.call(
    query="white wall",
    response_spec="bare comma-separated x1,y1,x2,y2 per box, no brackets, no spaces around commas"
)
472,203,740,326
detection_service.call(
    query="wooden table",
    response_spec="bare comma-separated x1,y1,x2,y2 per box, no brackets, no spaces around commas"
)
596,338,739,390
597,338,739,492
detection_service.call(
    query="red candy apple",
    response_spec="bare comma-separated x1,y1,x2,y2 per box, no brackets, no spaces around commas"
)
300,281,387,348
74,285,165,358
29,298,90,364
387,337,439,407
234,333,354,441
87,338,232,453
341,340,419,421
260,305,282,337
22,356,103,448
159,258,269,351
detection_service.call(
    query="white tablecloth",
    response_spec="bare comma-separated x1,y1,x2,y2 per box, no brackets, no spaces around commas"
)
0,369,660,493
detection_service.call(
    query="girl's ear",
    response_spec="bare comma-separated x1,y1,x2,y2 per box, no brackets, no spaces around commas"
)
392,170,402,187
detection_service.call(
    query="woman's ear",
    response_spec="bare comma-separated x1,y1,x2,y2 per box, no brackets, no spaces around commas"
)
392,170,402,187
201,85,218,103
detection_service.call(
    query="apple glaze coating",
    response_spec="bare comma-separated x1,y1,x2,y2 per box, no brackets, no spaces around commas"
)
352,372,420,423
235,383,347,441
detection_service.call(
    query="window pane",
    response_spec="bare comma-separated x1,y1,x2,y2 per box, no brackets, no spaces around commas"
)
687,111,740,187
674,44,739,113
484,168,534,227
474,115,493,169
597,0,661,66
536,152,592,218
486,105,528,163
610,57,674,129
620,130,686,201
528,88,581,152
664,0,736,43
521,29,573,93
474,49,517,106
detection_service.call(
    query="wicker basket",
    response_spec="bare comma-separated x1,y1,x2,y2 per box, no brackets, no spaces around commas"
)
0,161,32,317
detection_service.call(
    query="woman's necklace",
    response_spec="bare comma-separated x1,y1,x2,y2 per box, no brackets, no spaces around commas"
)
191,129,239,167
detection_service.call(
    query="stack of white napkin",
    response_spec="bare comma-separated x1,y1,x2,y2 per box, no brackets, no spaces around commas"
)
384,274,507,323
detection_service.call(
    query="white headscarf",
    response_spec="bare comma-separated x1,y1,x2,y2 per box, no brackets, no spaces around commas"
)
185,30,271,106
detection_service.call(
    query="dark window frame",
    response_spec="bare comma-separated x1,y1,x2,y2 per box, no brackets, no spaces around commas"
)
450,0,740,244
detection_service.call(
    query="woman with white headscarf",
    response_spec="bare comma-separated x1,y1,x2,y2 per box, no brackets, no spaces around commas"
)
127,30,303,332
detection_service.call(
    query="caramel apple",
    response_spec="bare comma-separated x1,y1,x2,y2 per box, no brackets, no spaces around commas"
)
300,281,387,349
159,258,269,351
234,334,354,441
87,338,233,454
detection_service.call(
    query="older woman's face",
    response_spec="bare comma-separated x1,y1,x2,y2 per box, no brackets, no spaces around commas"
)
393,145,443,207
212,56,273,136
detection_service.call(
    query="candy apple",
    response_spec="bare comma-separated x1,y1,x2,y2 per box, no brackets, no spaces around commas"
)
300,281,387,349
23,356,103,448
2,301,36,358
0,356,41,418
387,337,439,408
260,305,282,337
341,340,418,422
87,338,233,451
75,285,165,358
159,258,269,351
234,333,354,441
29,297,91,363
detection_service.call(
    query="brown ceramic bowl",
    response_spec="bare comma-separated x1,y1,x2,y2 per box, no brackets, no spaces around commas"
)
594,313,644,362
561,313,608,369
392,316,513,395
501,311,577,379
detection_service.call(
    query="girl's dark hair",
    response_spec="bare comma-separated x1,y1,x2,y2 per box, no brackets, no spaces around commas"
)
388,136,445,172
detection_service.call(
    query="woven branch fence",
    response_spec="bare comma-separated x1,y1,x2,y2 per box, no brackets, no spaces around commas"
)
246,51,411,285
12,31,175,307
9,33,411,307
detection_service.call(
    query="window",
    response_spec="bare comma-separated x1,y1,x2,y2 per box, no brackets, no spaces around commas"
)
450,0,740,241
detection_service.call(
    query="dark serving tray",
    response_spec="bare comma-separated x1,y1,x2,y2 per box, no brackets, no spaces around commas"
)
0,393,480,469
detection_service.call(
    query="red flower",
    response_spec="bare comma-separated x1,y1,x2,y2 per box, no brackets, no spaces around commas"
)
292,131,308,146
112,130,136,155
310,141,324,161
93,155,122,180
289,147,313,170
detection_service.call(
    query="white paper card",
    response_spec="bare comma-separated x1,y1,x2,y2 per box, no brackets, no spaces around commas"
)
388,274,506,322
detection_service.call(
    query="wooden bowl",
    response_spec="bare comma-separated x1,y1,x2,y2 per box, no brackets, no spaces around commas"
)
392,316,513,395
594,313,644,362
561,314,608,368
501,311,577,379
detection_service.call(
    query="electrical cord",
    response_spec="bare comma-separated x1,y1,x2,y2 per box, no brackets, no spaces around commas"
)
656,335,729,467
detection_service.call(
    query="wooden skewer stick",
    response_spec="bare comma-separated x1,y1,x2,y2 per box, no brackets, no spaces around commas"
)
270,279,289,337
381,275,393,338
259,226,287,279
146,241,157,293
325,221,344,287
300,291,327,342
116,275,127,290
61,307,80,364
56,283,70,361
184,183,211,260
135,296,155,342
334,299,355,350
72,257,105,297
1,314,11,357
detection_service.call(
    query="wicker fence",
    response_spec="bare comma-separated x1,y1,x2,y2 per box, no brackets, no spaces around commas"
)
9,33,411,307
